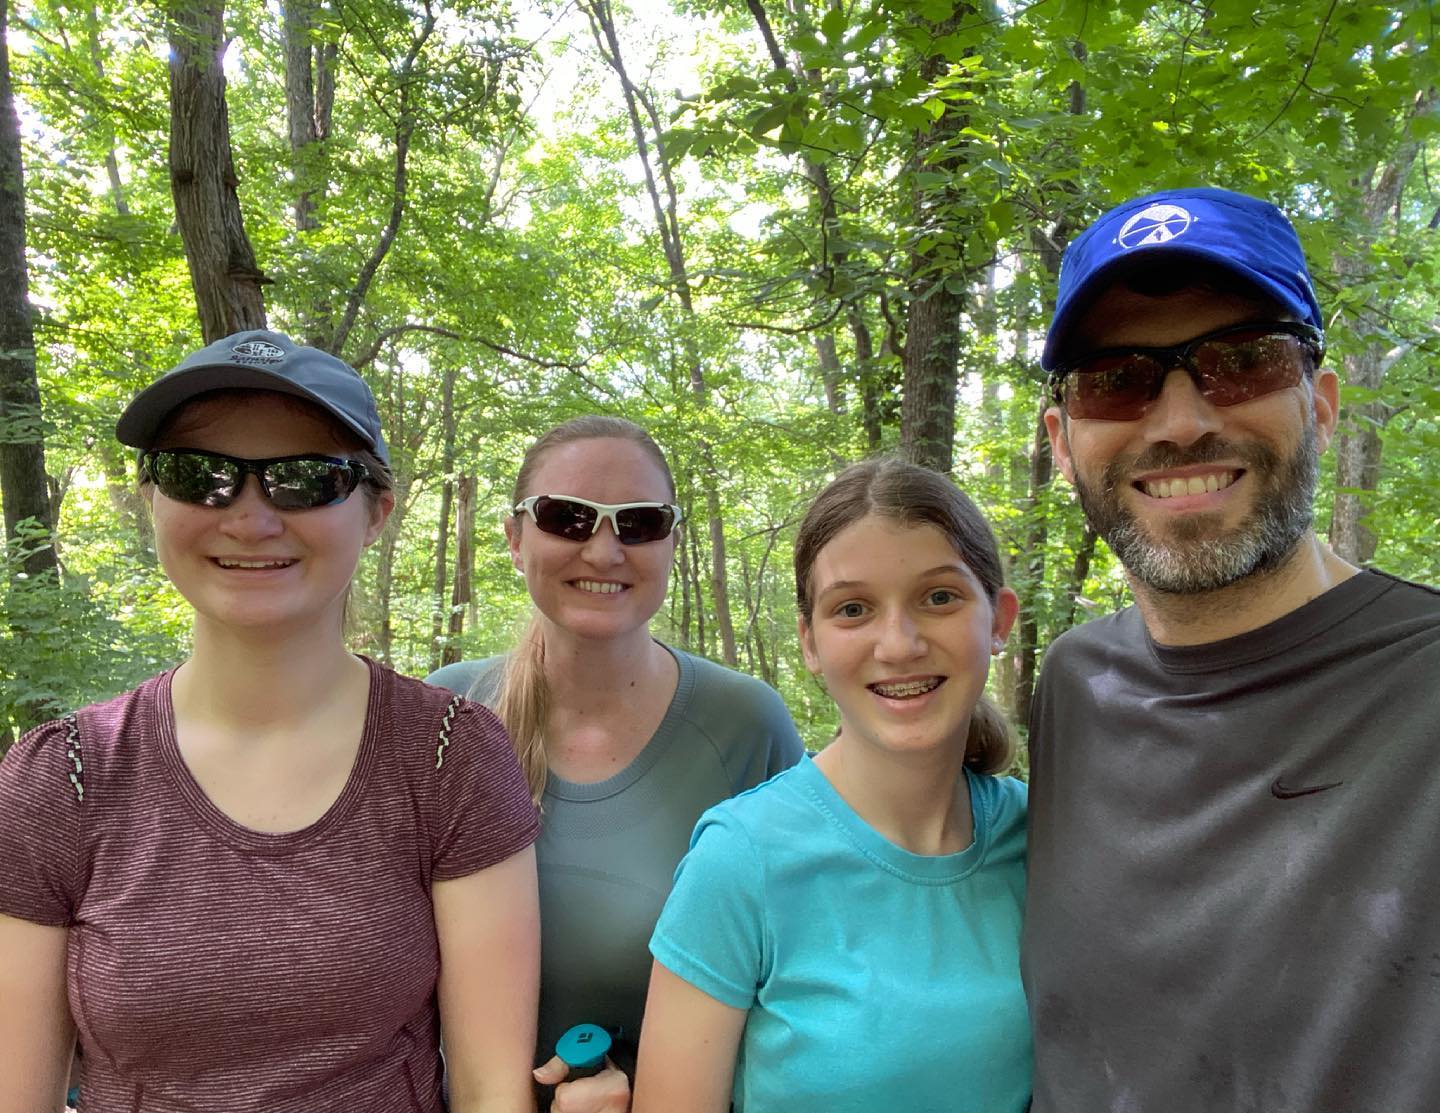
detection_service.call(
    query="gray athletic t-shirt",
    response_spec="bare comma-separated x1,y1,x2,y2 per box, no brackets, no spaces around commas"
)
426,645,803,1068
1024,570,1440,1113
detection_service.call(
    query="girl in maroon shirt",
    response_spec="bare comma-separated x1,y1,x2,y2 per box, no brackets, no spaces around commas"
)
0,331,541,1113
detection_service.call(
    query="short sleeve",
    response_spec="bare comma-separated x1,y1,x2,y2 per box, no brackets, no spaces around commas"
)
430,698,540,881
649,808,767,1010
0,717,84,925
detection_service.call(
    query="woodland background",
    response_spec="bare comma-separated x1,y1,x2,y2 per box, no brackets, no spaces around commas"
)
1,0,1436,751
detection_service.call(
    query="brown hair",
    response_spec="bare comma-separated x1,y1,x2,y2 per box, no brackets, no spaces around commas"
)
491,416,676,804
793,456,1016,775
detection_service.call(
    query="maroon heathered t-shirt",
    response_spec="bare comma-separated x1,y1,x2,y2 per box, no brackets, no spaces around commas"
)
0,660,540,1112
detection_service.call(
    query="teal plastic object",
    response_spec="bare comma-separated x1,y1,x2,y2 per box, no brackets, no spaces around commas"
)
555,1023,612,1080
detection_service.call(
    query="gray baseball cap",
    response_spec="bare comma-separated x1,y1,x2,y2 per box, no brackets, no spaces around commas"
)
116,329,389,465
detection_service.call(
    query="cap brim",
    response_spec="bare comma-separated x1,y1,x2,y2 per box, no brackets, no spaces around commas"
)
116,362,378,452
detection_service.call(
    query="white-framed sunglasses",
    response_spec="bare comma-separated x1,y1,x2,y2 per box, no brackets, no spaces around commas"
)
513,494,683,545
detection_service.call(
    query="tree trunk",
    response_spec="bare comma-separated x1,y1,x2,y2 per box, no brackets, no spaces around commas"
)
0,0,57,577
443,473,475,666
896,4,979,474
900,289,963,472
428,366,456,673
583,0,737,664
282,0,321,232
1016,408,1052,733
1328,99,1432,562
166,0,269,341
84,1,130,216
814,332,844,414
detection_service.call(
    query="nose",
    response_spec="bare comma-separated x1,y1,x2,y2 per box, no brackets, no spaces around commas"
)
578,518,625,566
218,475,285,540
874,607,926,664
1143,368,1224,446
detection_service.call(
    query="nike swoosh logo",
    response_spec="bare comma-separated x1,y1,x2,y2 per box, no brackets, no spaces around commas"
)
1271,777,1344,800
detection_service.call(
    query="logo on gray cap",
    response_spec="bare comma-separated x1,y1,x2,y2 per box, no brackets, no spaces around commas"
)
1116,203,1195,249
232,340,286,363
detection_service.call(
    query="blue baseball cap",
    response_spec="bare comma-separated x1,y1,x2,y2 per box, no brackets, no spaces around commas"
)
1042,187,1323,370
117,329,389,465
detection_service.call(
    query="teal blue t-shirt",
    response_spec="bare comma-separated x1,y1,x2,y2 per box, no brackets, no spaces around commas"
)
649,757,1031,1113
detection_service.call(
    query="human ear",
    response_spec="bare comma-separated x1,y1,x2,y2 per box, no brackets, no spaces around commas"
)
364,490,396,546
797,615,821,675
504,514,524,572
990,587,1020,650
1043,407,1076,484
1311,366,1340,454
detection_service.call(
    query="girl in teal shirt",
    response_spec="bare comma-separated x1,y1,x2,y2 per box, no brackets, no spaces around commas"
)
636,457,1032,1113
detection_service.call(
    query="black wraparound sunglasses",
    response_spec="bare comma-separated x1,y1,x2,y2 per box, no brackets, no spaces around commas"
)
1049,321,1325,421
140,449,372,511
514,494,682,545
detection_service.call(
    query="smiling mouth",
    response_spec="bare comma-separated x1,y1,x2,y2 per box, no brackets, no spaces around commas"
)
214,558,296,570
870,677,943,699
574,580,625,594
1139,470,1240,499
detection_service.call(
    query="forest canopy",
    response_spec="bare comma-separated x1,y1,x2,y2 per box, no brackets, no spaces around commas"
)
1,0,1436,748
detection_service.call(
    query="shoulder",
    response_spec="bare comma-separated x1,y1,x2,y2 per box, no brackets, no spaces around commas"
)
377,665,511,770
423,655,506,703
1038,607,1145,683
7,676,168,798
691,762,813,847
970,772,1028,837
1361,569,1440,614
670,649,801,743
1,715,86,807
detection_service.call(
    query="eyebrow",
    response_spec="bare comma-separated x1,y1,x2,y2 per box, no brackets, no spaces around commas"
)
814,564,973,598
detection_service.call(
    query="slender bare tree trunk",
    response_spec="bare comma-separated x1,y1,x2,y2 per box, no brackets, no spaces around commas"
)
583,0,738,664
443,473,475,667
167,0,269,341
428,365,456,673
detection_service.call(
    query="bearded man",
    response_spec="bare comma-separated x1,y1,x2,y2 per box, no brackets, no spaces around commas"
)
1024,187,1440,1113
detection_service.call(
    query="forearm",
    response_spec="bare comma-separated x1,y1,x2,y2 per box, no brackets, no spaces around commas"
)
0,915,74,1113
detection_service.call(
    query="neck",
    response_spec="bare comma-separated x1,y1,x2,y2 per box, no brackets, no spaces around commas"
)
540,620,669,706
175,617,364,726
1131,531,1360,646
814,735,972,856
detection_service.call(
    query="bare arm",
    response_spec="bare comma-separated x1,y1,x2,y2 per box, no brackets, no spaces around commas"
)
632,961,746,1113
0,913,74,1113
434,845,541,1113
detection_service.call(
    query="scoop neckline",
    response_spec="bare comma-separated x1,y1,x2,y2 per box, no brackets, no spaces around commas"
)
154,656,384,855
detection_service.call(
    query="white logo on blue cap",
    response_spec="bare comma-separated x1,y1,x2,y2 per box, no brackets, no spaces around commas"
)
231,340,285,363
1116,203,1194,249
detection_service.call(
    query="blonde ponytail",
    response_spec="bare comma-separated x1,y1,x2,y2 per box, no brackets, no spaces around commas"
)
489,612,550,806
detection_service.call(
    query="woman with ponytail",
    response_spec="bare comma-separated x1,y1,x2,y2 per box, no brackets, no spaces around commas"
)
634,456,1032,1113
427,416,802,1113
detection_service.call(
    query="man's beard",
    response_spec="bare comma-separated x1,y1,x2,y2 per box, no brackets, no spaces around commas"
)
1071,424,1319,595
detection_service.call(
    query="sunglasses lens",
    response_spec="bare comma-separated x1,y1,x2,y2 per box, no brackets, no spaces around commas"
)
615,505,676,545
146,451,363,509
532,496,598,541
148,451,242,507
1192,329,1309,405
1062,327,1314,420
1062,354,1165,421
264,458,361,510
